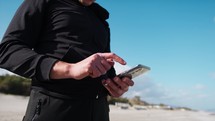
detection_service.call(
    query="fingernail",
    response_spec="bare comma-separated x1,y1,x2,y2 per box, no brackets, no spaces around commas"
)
124,61,127,65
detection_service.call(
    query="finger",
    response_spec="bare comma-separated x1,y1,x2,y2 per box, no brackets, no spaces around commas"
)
96,62,107,75
113,77,129,91
96,53,114,72
90,65,102,78
100,53,126,65
104,83,122,97
109,88,122,97
100,59,112,70
94,56,113,75
102,80,117,97
104,79,124,97
122,77,134,86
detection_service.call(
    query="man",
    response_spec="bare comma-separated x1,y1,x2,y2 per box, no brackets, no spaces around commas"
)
0,0,134,120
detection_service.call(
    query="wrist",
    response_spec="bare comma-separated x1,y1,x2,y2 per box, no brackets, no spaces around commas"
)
66,63,75,79
50,61,73,79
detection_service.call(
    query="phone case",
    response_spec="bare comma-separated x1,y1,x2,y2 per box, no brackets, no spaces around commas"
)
118,64,150,79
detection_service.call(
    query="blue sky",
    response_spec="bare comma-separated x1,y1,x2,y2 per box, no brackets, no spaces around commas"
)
1,0,215,111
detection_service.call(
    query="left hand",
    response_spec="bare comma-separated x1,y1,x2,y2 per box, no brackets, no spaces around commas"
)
102,77,134,97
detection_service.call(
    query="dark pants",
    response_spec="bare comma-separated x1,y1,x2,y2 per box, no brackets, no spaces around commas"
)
23,88,110,121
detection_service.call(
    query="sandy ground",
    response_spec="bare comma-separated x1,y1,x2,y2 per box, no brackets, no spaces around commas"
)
0,93,215,121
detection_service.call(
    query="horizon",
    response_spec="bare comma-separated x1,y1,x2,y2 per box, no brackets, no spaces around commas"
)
0,0,215,111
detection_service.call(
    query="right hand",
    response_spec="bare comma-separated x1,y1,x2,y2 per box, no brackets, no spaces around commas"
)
50,53,126,80
70,53,126,79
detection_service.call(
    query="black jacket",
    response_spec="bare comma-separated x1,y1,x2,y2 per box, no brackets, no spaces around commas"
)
0,0,115,98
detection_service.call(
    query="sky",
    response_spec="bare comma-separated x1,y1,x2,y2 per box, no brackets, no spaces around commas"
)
0,0,215,111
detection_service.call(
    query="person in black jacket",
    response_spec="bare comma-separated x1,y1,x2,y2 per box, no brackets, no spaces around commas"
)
0,0,134,121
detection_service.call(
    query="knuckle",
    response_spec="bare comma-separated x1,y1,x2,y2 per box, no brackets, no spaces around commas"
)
100,60,107,65
85,65,92,73
85,68,90,73
110,52,115,57
95,53,101,58
91,54,99,60
118,90,124,95
124,87,129,92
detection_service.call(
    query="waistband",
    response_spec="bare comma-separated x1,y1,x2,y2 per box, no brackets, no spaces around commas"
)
31,86,108,100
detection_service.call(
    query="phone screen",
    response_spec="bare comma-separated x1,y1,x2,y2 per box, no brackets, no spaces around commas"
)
117,64,150,79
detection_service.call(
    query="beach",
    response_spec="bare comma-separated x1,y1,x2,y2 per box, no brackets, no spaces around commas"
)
0,93,215,121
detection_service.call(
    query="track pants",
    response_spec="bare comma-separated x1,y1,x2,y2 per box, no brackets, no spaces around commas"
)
22,88,110,121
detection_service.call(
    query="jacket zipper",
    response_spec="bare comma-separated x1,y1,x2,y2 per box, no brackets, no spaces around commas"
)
31,99,42,121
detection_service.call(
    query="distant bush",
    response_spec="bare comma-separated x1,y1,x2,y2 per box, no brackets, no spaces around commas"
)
108,96,130,105
0,74,31,96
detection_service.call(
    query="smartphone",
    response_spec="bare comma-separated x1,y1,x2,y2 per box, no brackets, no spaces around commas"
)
117,64,150,79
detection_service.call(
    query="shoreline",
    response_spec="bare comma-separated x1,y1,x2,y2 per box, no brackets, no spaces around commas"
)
0,93,215,121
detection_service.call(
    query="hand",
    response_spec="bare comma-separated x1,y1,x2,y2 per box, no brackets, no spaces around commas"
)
50,53,126,80
102,77,134,97
70,53,126,79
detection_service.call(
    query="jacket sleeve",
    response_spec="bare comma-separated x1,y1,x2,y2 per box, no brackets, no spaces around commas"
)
0,0,58,81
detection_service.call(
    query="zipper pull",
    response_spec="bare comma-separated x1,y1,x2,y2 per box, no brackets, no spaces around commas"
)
96,94,99,99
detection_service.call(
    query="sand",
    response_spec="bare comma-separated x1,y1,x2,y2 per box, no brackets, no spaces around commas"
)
110,106,215,121
0,93,215,121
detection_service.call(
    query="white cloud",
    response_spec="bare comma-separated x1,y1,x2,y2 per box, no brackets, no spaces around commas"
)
193,84,206,90
195,94,208,99
174,89,207,100
177,89,190,97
